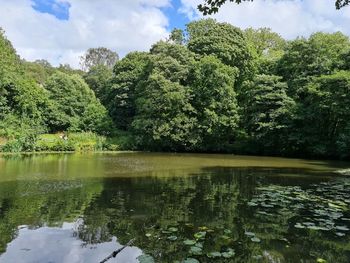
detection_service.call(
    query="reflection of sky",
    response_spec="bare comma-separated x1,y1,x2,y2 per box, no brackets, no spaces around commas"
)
0,223,142,263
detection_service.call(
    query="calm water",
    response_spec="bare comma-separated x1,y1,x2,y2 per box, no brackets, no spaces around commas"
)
0,153,349,263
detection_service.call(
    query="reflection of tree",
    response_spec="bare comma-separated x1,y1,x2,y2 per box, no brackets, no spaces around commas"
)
76,169,258,262
1,166,349,262
0,179,103,253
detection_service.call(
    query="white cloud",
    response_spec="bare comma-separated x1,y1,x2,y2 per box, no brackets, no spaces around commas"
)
0,0,171,68
180,0,350,39
1,0,349,68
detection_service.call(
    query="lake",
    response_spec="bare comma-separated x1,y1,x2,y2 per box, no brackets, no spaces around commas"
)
0,152,349,263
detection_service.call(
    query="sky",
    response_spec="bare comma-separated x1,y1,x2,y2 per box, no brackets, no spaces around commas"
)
0,0,349,68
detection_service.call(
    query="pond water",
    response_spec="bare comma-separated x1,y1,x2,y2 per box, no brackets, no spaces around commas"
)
0,152,350,263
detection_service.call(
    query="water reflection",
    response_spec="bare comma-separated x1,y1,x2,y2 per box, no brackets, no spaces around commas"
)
0,154,349,262
1,223,141,263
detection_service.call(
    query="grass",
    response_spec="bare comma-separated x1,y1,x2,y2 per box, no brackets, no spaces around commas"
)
35,132,106,152
0,131,135,153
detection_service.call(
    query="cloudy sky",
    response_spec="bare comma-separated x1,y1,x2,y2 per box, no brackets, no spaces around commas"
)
0,0,349,68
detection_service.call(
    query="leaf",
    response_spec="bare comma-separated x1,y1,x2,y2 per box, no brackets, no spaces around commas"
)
167,235,178,241
223,229,232,234
183,239,196,246
182,258,200,263
207,251,222,258
194,231,206,240
207,251,221,258
244,231,255,237
190,246,203,255
251,237,261,243
222,248,235,258
168,227,178,232
137,254,155,263
335,225,349,231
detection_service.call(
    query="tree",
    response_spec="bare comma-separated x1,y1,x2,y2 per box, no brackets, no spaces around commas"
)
188,55,240,151
45,72,111,133
130,46,198,151
244,27,286,75
244,28,286,57
23,59,54,86
198,0,349,15
108,52,151,130
241,74,295,154
132,73,197,151
186,19,253,81
277,32,350,95
168,28,185,45
295,71,350,158
83,64,113,104
80,47,119,71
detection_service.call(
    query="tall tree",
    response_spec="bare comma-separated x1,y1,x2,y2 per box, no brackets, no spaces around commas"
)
45,72,111,133
80,47,119,71
241,74,295,154
295,71,350,158
83,64,113,104
186,19,254,81
188,55,240,151
108,52,151,130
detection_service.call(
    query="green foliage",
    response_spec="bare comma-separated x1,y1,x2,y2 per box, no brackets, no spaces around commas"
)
108,52,151,130
186,19,254,80
132,73,197,151
294,71,350,158
241,75,295,155
169,28,185,45
277,32,350,94
45,72,112,134
83,64,113,104
34,132,106,152
188,55,240,151
1,22,350,159
80,47,119,71
244,28,286,75
0,114,45,152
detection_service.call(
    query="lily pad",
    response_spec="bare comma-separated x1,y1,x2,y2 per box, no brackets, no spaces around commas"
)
167,235,178,241
137,254,155,263
336,232,346,237
168,227,178,232
207,251,222,258
222,248,235,258
224,229,232,234
251,237,261,243
182,258,200,263
190,246,203,255
294,223,304,229
194,231,206,240
244,231,255,237
335,226,349,231
183,239,196,246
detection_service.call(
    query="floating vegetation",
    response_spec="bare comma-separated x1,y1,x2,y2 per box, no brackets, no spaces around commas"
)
246,179,350,241
137,254,155,263
183,239,197,246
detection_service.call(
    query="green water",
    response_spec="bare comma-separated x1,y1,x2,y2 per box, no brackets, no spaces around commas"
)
0,153,349,263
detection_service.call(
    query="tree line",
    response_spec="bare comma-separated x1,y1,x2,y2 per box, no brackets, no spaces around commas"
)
1,19,350,159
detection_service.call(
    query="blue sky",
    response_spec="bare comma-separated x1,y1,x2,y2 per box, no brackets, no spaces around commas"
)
32,0,71,20
0,0,349,68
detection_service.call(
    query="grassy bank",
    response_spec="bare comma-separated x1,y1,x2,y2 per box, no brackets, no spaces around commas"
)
0,132,134,153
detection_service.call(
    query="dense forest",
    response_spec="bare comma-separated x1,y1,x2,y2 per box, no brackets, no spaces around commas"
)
1,19,350,159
